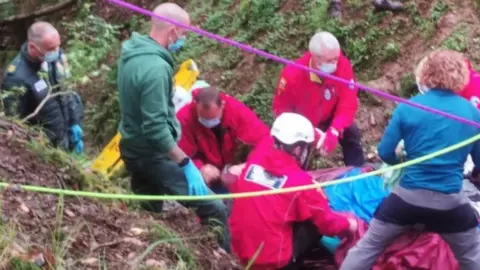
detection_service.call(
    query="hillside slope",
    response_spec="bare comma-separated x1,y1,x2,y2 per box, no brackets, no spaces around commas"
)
0,118,239,269
0,0,480,269
88,0,480,165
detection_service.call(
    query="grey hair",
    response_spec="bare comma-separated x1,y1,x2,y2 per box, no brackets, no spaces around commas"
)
151,3,189,30
308,31,340,56
27,21,58,44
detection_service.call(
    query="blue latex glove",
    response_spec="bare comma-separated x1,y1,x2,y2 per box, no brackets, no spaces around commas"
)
182,158,209,196
69,124,83,142
74,140,84,154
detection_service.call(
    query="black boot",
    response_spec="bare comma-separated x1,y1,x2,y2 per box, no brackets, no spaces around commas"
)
328,0,342,19
372,0,405,12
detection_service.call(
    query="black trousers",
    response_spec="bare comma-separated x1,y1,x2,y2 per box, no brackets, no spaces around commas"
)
280,221,322,270
121,155,231,252
318,121,365,167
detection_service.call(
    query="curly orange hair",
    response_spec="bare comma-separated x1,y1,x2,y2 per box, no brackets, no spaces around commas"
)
416,49,470,92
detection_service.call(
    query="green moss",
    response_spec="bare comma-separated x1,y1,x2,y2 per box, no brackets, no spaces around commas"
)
399,72,417,98
441,23,469,52
9,258,42,270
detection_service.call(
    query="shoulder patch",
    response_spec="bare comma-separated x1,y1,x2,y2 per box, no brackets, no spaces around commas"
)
244,164,287,190
6,65,16,73
33,80,48,93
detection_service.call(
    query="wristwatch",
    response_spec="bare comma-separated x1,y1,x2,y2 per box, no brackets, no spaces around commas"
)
178,157,190,167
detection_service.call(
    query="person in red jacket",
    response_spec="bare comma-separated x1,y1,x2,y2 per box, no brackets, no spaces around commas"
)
272,31,365,167
459,60,480,109
177,86,270,193
223,112,357,270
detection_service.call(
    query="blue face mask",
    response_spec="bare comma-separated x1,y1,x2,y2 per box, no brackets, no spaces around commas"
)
199,117,221,128
319,63,337,74
168,36,185,53
43,50,60,63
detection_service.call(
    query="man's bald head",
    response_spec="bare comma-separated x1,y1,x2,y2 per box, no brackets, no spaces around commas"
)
149,3,190,49
27,21,61,62
151,3,190,31
28,21,59,44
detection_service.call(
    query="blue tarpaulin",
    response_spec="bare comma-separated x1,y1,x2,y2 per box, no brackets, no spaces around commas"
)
324,168,390,223
320,167,390,253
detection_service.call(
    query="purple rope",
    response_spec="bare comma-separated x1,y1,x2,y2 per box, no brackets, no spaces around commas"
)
107,0,480,129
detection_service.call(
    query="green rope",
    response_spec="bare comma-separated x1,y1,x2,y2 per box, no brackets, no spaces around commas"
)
3,133,480,201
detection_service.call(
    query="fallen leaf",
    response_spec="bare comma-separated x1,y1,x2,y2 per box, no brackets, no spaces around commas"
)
19,203,30,213
127,252,136,260
80,257,98,266
122,237,144,246
129,227,146,236
64,209,75,218
369,113,376,126
146,259,166,267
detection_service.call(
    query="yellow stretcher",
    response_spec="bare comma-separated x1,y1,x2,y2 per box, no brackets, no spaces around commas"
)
90,59,200,177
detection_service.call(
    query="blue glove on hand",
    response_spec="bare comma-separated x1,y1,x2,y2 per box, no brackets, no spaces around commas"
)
69,124,83,142
74,140,84,154
181,158,209,196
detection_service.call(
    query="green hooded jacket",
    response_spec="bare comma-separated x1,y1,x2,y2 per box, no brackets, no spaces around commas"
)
117,32,180,158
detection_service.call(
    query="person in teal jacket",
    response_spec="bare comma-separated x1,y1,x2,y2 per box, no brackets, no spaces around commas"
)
340,50,480,270
116,2,230,252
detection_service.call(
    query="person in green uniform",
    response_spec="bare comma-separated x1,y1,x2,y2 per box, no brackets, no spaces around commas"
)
1,21,84,153
116,3,230,252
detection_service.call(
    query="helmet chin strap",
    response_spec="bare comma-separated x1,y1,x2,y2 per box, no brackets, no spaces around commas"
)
293,144,313,170
274,140,313,169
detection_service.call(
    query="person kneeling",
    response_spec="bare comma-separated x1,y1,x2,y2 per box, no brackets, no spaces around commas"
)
340,49,480,270
177,86,269,194
223,112,357,270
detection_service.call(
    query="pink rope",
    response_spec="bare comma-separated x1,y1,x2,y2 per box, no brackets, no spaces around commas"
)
107,0,480,128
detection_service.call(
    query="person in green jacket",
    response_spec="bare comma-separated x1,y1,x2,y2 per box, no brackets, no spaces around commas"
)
116,2,230,252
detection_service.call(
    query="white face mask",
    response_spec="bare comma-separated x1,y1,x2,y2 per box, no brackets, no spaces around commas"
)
198,117,221,128
318,63,337,74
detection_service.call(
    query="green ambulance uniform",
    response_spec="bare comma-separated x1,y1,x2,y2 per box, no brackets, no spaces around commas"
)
116,32,230,251
1,44,84,151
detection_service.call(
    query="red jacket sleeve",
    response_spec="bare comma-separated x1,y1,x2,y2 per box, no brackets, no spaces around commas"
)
272,67,297,118
231,98,270,146
176,106,206,169
461,70,480,110
331,56,359,131
298,187,350,237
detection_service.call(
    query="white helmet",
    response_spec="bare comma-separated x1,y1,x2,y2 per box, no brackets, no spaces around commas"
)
271,112,315,145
